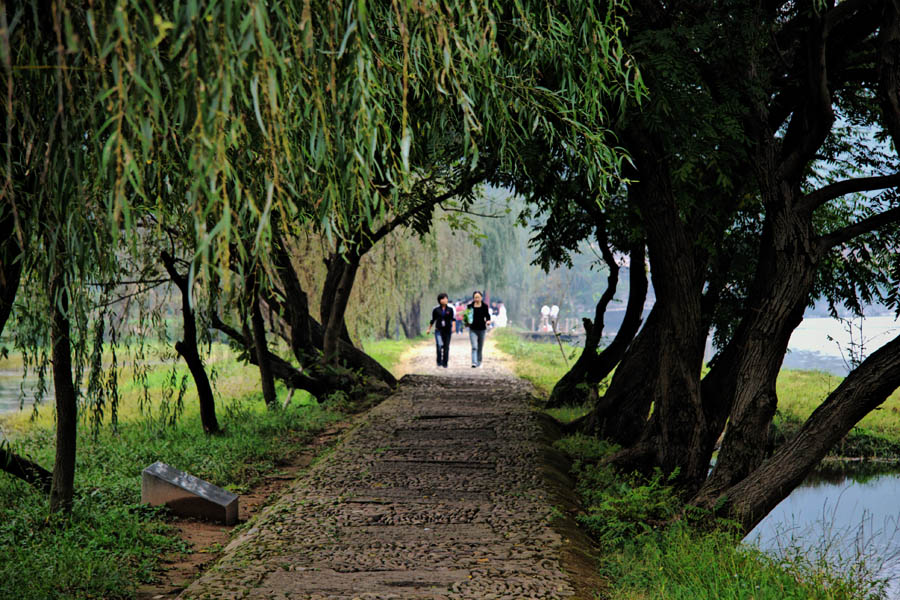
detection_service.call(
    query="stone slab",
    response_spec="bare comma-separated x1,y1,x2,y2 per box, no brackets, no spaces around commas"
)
141,461,239,525
394,427,496,441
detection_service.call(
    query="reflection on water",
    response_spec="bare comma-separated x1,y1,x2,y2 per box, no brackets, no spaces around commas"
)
747,464,900,596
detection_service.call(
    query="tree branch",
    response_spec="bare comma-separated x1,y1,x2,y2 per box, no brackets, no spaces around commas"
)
365,164,492,250
0,444,52,493
799,172,900,213
780,14,835,184
878,0,900,148
818,206,900,250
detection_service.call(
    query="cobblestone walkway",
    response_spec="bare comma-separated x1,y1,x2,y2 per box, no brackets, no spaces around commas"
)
181,336,596,599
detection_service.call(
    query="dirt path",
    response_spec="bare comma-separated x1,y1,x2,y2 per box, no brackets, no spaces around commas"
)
392,331,517,379
180,333,600,599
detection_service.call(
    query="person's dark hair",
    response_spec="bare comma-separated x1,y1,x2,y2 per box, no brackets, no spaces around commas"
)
472,290,482,297
437,293,448,302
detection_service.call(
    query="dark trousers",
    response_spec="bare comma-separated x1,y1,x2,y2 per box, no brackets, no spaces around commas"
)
434,329,451,366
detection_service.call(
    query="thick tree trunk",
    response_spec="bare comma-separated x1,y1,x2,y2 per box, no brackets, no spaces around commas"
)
272,234,314,359
49,283,77,513
603,143,710,492
698,209,819,501
693,333,900,534
162,252,219,434
251,292,277,409
322,255,360,365
580,306,659,445
0,445,52,493
320,254,355,348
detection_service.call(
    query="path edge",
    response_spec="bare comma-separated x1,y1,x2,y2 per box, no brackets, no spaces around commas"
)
531,410,609,600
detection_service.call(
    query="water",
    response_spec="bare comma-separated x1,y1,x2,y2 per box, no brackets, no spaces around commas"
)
748,464,900,596
783,315,900,375
0,372,43,419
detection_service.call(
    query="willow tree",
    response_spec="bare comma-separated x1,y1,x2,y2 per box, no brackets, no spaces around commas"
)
99,0,644,397
1,3,137,511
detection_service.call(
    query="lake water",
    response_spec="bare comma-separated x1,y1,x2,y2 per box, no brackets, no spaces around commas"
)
782,315,900,375
748,463,900,597
0,371,43,420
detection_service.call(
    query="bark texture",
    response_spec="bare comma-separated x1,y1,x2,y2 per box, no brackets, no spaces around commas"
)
398,298,422,340
49,283,77,513
693,333,900,533
251,291,278,409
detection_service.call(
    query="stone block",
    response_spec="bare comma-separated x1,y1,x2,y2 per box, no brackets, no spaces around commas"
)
141,461,239,525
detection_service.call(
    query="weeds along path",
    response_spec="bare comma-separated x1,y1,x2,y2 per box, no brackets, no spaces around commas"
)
181,332,600,599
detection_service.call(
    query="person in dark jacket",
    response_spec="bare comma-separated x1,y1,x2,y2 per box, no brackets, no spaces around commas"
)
426,293,454,368
466,290,491,367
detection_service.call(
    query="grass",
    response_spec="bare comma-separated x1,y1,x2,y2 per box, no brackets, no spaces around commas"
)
554,436,887,600
492,327,583,397
0,347,344,600
362,334,427,375
0,334,424,599
776,369,900,453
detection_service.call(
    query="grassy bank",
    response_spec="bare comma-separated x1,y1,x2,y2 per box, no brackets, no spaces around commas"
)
0,337,418,600
775,369,900,457
496,329,898,599
556,434,884,600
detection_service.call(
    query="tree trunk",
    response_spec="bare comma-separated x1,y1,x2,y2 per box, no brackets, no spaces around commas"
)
251,292,277,409
602,141,710,492
272,234,314,360
554,240,648,411
0,208,22,336
320,253,355,348
0,445,52,493
398,298,422,339
0,211,52,493
693,332,900,534
49,282,77,513
579,306,659,445
322,255,360,365
162,252,219,434
548,233,620,408
696,175,822,501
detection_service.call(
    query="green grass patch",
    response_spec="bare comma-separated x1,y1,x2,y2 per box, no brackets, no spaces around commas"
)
492,327,583,397
555,435,887,600
0,352,341,600
776,369,900,456
362,335,427,375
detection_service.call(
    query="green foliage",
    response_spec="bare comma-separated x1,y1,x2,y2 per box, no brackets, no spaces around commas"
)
362,335,425,374
574,465,681,547
491,327,583,398
558,434,887,600
0,392,340,600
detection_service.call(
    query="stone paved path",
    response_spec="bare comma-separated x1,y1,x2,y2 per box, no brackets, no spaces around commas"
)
181,334,597,599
